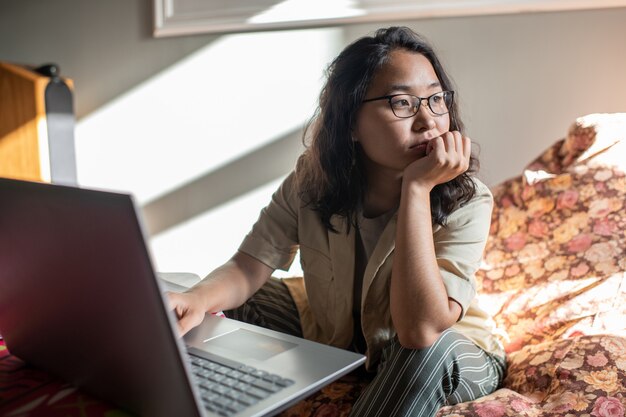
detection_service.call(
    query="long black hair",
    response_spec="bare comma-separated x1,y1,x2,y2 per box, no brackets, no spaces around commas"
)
297,26,478,232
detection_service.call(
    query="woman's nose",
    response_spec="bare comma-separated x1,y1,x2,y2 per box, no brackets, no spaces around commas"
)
411,105,436,131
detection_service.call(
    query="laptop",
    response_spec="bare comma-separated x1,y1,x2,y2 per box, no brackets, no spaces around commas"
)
0,177,365,417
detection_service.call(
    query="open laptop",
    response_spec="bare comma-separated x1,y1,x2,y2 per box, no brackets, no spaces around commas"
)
0,177,365,417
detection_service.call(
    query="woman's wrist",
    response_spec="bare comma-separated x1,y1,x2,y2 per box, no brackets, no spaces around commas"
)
188,281,219,313
402,177,433,198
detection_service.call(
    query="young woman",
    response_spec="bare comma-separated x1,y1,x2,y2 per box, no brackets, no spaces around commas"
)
169,26,505,417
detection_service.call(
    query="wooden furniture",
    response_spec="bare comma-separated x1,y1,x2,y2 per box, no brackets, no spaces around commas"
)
0,62,77,184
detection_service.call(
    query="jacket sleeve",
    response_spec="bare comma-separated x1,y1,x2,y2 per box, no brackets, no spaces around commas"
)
433,179,493,318
238,171,300,270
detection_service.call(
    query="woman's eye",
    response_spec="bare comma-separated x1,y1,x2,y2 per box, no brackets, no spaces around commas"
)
391,98,411,108
429,92,445,104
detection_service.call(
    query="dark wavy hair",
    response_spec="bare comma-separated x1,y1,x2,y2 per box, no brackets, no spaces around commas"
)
296,26,479,232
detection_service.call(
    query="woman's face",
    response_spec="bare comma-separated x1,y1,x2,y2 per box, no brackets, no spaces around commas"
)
354,50,450,176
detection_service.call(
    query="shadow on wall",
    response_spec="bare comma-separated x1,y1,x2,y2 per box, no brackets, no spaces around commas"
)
142,127,305,236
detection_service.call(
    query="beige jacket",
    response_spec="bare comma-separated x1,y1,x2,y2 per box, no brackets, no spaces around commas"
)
239,171,505,370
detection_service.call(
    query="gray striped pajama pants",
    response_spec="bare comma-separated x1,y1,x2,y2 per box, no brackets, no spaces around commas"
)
224,278,505,417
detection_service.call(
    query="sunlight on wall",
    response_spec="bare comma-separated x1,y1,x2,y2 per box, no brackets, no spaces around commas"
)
149,176,302,277
150,178,281,276
75,28,342,277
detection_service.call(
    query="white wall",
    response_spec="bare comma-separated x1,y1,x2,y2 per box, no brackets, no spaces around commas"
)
2,2,626,277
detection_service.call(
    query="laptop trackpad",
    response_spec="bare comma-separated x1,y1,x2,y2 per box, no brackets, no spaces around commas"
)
203,329,297,362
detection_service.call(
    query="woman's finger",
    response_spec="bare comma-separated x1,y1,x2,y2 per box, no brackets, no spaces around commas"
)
455,133,463,157
443,132,456,153
166,291,179,311
463,136,472,162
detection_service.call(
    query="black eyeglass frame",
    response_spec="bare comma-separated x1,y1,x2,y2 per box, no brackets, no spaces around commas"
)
362,91,454,118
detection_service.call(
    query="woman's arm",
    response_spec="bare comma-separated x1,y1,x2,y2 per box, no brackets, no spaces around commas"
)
391,132,470,349
167,251,273,336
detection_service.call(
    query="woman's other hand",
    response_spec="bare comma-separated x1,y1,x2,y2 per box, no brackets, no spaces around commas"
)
165,251,274,337
166,290,209,336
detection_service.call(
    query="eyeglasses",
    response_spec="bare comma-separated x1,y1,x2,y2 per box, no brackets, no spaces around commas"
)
362,91,454,118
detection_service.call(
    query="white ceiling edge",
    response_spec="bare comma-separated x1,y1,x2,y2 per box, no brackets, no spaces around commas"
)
154,0,626,37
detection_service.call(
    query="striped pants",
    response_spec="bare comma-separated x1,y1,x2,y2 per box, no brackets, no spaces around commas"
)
224,278,505,417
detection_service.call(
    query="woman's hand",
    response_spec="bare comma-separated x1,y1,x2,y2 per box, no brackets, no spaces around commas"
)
167,290,209,336
165,251,274,337
405,131,471,191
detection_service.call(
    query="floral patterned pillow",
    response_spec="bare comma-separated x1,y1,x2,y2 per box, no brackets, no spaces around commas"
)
476,113,626,353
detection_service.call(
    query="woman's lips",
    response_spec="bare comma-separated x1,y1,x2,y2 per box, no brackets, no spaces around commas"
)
410,142,429,156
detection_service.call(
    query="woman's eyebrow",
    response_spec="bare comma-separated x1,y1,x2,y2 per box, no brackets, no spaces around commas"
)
386,81,442,94
386,84,411,94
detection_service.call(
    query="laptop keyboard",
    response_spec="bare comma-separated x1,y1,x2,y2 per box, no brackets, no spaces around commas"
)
189,354,295,416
